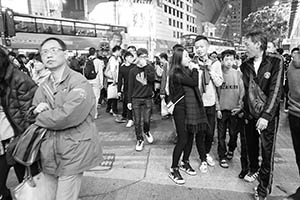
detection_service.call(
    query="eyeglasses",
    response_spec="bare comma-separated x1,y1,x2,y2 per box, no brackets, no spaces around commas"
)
40,47,63,56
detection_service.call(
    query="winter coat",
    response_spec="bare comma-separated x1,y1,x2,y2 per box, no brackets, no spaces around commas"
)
32,66,103,176
0,63,37,137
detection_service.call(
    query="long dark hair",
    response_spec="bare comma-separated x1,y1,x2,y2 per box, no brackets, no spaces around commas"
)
169,47,190,94
0,46,11,96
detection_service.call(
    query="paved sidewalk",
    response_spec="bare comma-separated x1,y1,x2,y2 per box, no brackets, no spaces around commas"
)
6,105,299,200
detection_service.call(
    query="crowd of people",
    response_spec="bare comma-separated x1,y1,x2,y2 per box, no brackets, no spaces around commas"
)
0,30,300,200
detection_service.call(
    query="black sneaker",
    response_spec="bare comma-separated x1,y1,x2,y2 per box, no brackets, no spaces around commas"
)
179,161,197,176
168,168,185,185
238,170,249,179
226,151,234,160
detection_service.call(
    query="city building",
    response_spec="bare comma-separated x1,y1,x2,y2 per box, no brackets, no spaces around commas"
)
88,0,198,54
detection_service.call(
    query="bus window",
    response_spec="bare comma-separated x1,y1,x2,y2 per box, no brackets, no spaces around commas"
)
75,23,95,37
14,16,36,33
36,19,61,34
62,21,75,35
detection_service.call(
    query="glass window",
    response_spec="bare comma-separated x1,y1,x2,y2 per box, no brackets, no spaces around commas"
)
173,19,175,26
169,18,172,25
169,7,172,14
14,16,36,33
36,18,62,34
164,4,167,12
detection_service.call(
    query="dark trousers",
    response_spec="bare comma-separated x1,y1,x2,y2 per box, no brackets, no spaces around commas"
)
289,114,300,176
122,92,132,120
195,130,207,162
217,110,238,160
171,102,194,168
204,105,216,154
245,116,278,198
237,118,249,172
0,140,25,198
132,98,152,141
284,84,289,110
106,83,118,114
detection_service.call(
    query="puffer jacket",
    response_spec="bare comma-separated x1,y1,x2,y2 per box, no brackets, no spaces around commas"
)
0,63,37,137
33,66,103,176
240,52,283,121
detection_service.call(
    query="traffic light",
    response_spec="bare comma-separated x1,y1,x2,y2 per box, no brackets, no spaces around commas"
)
4,8,15,37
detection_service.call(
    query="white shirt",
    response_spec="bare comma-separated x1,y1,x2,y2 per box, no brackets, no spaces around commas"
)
87,56,104,89
254,57,262,75
198,60,224,107
0,105,14,141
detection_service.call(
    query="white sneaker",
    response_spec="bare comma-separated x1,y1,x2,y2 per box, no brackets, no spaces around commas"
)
144,132,154,144
135,140,144,151
126,120,134,128
199,161,208,173
206,154,215,166
244,171,259,182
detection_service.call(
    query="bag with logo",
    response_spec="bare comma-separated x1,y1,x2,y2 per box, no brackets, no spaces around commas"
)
84,58,97,80
248,72,267,119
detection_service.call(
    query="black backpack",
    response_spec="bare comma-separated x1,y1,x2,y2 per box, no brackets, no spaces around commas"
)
84,58,97,80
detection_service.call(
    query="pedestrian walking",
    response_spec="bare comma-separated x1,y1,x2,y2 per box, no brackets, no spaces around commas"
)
240,31,283,200
33,37,103,200
127,48,155,151
86,47,104,119
116,51,135,127
105,45,122,116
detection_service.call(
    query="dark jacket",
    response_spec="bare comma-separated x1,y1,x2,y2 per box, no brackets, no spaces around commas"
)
0,63,37,137
127,64,155,103
240,52,283,121
169,68,199,104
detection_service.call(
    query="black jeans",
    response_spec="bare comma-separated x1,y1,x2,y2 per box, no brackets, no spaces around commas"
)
0,140,25,198
289,114,300,177
204,105,216,154
217,110,238,160
237,117,249,172
106,83,118,114
171,102,194,168
132,98,152,141
245,116,278,198
122,92,132,120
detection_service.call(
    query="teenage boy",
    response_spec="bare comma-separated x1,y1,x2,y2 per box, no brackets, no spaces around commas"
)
127,48,155,151
216,49,244,168
194,35,224,171
240,31,283,200
116,51,135,127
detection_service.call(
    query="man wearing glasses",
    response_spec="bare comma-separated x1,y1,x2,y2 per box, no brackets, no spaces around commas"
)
32,37,103,200
127,48,155,151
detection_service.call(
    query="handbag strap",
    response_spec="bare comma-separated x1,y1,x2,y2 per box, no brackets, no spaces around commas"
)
173,95,184,105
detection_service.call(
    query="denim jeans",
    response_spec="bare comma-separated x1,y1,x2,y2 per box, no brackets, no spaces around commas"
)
132,98,152,141
217,110,238,160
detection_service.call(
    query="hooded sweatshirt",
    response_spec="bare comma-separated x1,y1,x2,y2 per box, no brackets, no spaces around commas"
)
287,60,300,117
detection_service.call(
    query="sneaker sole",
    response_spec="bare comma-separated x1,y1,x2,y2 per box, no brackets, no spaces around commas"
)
179,167,197,176
168,174,185,185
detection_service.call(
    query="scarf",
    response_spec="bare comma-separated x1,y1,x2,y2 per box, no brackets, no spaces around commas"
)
183,85,208,134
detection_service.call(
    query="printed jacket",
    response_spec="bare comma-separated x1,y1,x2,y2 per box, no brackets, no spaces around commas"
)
240,52,283,121
33,66,103,176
